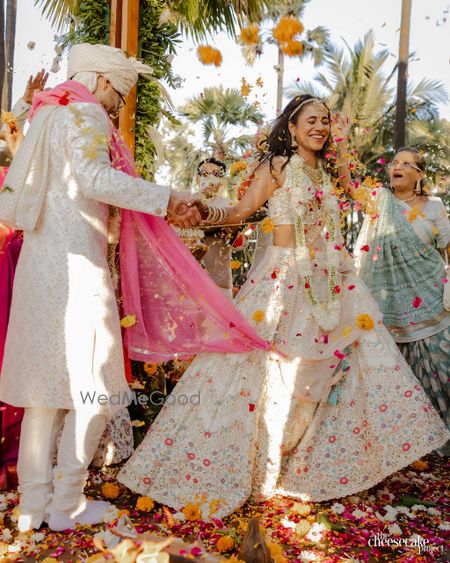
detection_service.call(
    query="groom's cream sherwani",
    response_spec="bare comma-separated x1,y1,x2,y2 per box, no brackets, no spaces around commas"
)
0,102,169,414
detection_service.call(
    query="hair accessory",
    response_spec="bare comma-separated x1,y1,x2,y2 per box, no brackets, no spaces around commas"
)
289,97,329,120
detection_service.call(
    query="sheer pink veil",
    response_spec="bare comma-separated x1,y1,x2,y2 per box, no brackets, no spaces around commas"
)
30,81,271,362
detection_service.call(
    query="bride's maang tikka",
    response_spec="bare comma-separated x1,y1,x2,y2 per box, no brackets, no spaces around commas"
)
289,97,329,120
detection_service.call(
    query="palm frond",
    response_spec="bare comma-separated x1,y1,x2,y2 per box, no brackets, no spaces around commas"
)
408,78,448,106
34,0,80,32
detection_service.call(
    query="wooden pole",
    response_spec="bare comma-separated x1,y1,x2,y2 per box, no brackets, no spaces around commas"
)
275,46,284,116
394,0,412,149
110,0,139,154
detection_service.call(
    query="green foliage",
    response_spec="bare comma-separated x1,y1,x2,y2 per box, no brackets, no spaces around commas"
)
34,0,81,33
134,0,180,179
57,0,180,180
166,0,275,40
163,86,264,189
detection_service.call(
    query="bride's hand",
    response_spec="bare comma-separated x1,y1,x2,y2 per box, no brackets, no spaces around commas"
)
332,113,351,143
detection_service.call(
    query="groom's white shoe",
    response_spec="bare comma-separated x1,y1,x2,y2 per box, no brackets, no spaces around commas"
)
17,512,45,532
48,500,111,531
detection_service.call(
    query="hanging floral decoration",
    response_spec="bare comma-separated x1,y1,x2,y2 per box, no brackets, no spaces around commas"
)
197,45,223,67
239,23,261,45
272,16,305,57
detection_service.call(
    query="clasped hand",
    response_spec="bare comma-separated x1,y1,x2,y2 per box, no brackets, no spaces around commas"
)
167,191,209,228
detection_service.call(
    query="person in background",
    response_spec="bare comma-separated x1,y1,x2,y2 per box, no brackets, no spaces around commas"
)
0,70,48,491
195,157,233,298
356,147,450,456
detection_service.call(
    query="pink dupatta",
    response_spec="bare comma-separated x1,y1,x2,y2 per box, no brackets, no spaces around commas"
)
30,82,270,362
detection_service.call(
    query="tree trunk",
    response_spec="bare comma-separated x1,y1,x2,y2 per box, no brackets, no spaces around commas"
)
0,1,5,111
3,0,17,111
394,0,412,149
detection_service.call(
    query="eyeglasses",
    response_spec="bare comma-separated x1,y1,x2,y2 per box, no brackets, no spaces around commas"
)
112,87,126,111
387,161,422,172
198,169,225,178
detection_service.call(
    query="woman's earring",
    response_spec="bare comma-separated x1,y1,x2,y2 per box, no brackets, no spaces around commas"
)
291,135,298,149
415,178,422,194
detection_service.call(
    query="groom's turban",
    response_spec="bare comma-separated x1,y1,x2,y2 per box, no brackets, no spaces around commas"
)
67,43,154,97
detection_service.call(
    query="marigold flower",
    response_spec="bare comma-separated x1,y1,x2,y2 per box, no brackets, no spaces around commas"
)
282,39,304,57
102,482,120,500
143,363,158,375
272,16,304,43
230,160,247,176
268,542,288,563
136,496,155,512
260,217,275,234
117,509,130,518
356,313,375,331
216,535,235,552
1,110,18,132
182,502,202,521
230,260,242,270
240,23,260,45
252,309,265,323
120,314,136,328
241,78,252,97
197,45,223,67
410,460,429,471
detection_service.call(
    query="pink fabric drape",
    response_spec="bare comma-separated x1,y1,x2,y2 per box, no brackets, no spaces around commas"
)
30,82,271,362
0,228,23,490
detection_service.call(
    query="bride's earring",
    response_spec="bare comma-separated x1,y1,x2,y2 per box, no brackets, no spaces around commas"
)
291,134,298,149
415,178,422,194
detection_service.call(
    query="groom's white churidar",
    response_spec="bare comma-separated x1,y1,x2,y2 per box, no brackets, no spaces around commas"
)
0,43,200,532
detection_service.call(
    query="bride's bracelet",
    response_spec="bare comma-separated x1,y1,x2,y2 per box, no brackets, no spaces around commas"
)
201,205,229,225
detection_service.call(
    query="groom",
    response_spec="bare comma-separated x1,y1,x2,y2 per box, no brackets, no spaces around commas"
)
0,43,201,532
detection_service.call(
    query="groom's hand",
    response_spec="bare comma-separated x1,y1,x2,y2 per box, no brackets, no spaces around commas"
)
167,190,202,228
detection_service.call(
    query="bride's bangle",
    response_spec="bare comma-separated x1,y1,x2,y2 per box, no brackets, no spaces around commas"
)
201,205,229,225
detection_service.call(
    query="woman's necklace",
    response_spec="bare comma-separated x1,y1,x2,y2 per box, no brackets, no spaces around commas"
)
298,156,323,184
395,192,416,203
289,154,342,332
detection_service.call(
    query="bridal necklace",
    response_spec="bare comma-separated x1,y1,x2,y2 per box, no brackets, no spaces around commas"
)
289,154,342,332
298,156,323,183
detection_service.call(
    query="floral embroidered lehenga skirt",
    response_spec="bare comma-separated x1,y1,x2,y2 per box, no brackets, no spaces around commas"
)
118,246,449,519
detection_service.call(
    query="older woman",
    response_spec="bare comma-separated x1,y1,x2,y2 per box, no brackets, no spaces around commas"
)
356,147,450,455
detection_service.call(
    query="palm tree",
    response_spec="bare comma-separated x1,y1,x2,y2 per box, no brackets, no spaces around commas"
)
34,0,80,32
180,85,264,159
164,85,264,189
34,0,279,36
3,0,17,111
285,31,448,172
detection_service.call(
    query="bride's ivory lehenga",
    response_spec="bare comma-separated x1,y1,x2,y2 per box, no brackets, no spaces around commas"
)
118,155,449,519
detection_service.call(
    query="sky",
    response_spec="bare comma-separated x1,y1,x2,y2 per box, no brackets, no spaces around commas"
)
12,0,450,126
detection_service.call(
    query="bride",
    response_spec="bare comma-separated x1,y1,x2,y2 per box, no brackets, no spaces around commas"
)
118,95,449,519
